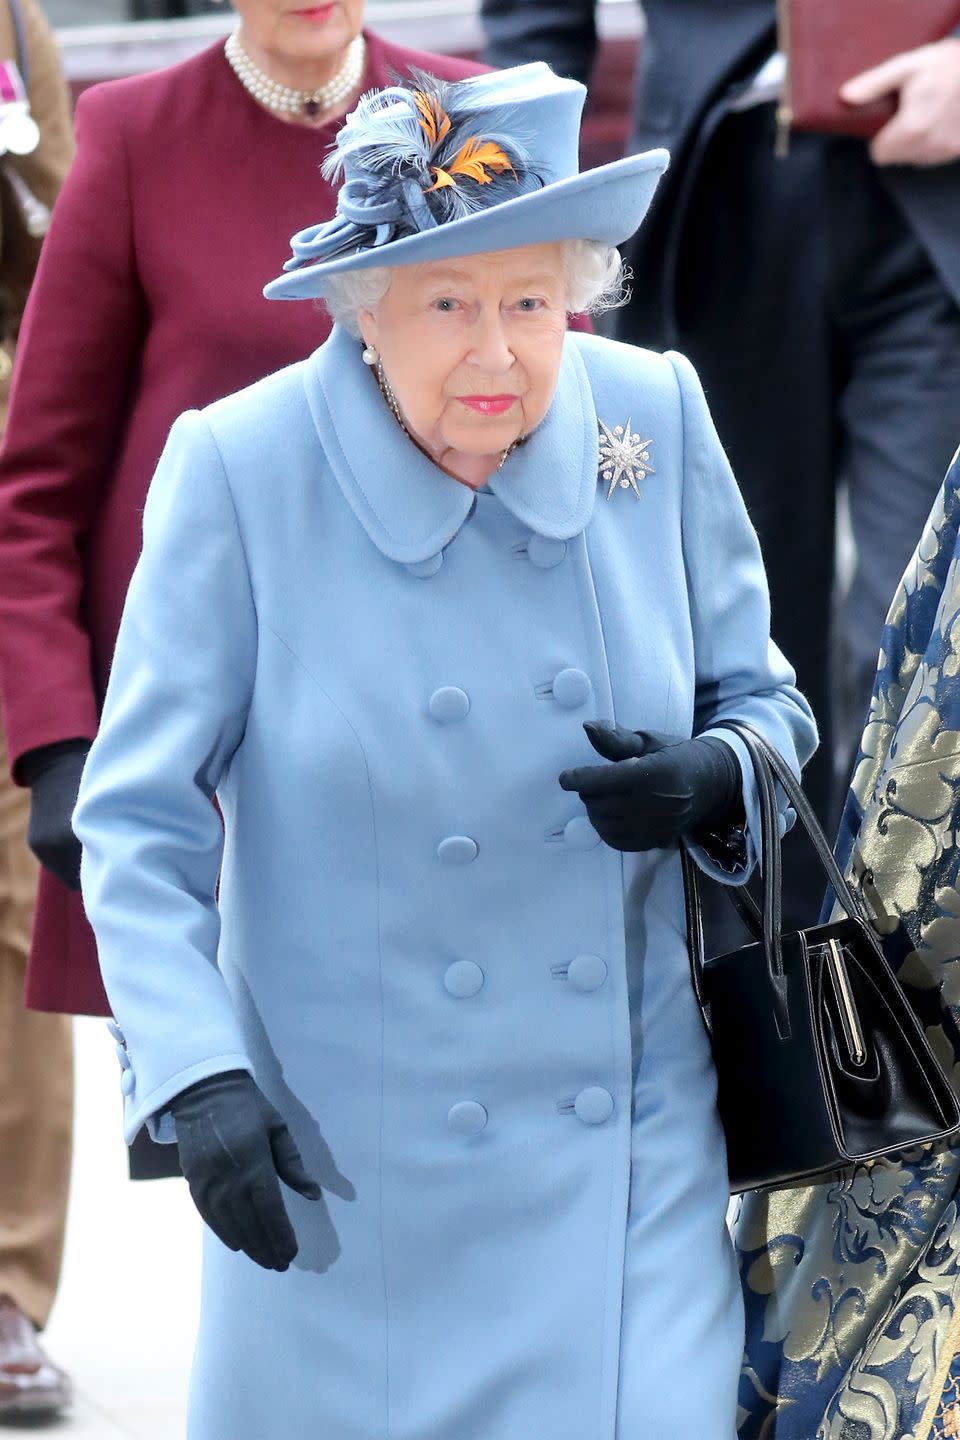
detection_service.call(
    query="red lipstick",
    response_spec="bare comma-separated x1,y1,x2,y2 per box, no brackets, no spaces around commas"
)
458,395,518,416
291,4,336,20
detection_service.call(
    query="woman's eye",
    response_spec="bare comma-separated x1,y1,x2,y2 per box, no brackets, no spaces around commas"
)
433,297,459,313
516,298,544,312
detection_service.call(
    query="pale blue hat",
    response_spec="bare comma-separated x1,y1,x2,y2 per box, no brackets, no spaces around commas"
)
264,62,669,301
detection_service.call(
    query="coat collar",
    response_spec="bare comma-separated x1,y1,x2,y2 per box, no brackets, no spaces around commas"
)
304,325,597,566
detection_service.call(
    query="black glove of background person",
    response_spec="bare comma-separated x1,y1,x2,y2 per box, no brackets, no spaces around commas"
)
170,1070,322,1272
20,738,91,890
558,722,742,852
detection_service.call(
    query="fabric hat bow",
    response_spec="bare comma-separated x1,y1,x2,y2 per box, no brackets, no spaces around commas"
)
282,71,541,274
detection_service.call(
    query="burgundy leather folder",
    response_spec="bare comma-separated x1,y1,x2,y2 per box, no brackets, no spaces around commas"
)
782,0,960,139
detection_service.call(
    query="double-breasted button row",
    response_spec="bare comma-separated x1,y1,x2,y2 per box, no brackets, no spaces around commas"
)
431,668,591,723
439,816,601,860
448,1088,615,1137
444,955,606,999
440,819,602,860
412,527,569,579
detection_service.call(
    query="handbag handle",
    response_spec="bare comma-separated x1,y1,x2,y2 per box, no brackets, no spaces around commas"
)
683,728,791,1038
684,720,884,1043
715,720,880,937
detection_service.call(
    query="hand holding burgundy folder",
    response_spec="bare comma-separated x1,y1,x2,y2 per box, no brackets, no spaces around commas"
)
781,0,960,139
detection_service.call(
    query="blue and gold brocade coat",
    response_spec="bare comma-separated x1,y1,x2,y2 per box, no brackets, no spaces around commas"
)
738,445,960,1440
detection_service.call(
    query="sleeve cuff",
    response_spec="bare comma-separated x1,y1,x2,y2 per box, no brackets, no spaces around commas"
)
120,1052,254,1145
687,728,794,886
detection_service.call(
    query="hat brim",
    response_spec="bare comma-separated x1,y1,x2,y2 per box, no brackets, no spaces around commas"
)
264,147,670,301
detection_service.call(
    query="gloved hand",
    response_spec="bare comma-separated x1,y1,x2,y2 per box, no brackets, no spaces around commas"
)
20,739,91,890
170,1069,322,1272
558,722,742,853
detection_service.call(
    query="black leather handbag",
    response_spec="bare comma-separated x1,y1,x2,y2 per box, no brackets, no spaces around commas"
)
683,719,960,1194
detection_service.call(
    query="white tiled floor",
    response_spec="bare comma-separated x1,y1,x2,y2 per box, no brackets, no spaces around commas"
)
30,1017,200,1438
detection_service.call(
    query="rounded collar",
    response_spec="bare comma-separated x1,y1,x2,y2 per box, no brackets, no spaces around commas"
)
303,325,598,566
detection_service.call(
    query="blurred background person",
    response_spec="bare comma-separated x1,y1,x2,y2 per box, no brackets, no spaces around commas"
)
482,0,960,927
0,0,486,1182
0,0,73,1420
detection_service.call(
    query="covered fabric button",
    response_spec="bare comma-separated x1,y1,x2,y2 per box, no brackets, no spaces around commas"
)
437,835,479,865
568,954,608,992
563,816,601,851
107,1019,125,1045
115,1042,132,1071
429,686,470,724
444,960,484,998
527,535,567,569
552,667,591,709
406,553,443,578
574,1087,614,1125
447,1101,488,1135
120,1070,136,1098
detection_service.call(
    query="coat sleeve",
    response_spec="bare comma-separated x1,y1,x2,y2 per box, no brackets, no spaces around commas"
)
74,411,256,1144
669,350,819,883
0,83,145,776
480,0,599,87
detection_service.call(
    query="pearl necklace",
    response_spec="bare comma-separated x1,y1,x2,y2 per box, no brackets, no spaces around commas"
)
225,30,366,122
375,362,521,472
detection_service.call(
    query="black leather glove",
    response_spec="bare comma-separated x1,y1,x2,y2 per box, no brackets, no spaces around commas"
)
558,722,742,853
20,738,91,890
170,1070,322,1272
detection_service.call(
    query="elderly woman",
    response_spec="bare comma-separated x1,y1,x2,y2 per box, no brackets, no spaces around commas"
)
75,64,816,1440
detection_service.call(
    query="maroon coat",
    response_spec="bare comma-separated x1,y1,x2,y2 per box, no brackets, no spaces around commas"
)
0,32,488,1016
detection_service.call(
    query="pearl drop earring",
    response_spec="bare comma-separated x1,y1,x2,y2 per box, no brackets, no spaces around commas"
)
361,346,378,365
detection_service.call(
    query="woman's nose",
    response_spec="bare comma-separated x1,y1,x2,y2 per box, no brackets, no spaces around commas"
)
468,311,514,372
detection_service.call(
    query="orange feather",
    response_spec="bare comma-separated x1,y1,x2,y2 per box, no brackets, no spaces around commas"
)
446,137,516,184
424,136,517,193
414,91,451,147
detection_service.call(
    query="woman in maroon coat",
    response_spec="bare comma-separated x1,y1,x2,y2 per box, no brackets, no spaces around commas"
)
0,4,487,1053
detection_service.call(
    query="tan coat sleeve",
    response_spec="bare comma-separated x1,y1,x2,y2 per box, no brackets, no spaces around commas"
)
0,0,74,430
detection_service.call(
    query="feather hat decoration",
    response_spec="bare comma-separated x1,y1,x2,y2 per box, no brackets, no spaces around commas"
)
266,63,670,301
281,71,540,274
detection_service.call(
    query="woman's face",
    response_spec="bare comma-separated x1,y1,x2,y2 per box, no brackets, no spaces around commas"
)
232,0,363,66
359,244,569,474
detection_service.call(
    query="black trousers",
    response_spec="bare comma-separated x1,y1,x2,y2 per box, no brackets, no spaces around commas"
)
620,104,960,927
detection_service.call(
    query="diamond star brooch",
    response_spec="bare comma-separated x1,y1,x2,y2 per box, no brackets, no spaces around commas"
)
598,419,655,500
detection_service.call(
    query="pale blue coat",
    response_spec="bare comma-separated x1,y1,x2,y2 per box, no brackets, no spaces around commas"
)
74,326,817,1440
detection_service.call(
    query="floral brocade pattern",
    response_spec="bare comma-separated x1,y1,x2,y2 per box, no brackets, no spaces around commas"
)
737,448,960,1440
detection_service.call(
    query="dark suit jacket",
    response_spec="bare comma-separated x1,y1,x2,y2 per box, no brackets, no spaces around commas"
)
481,0,960,307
